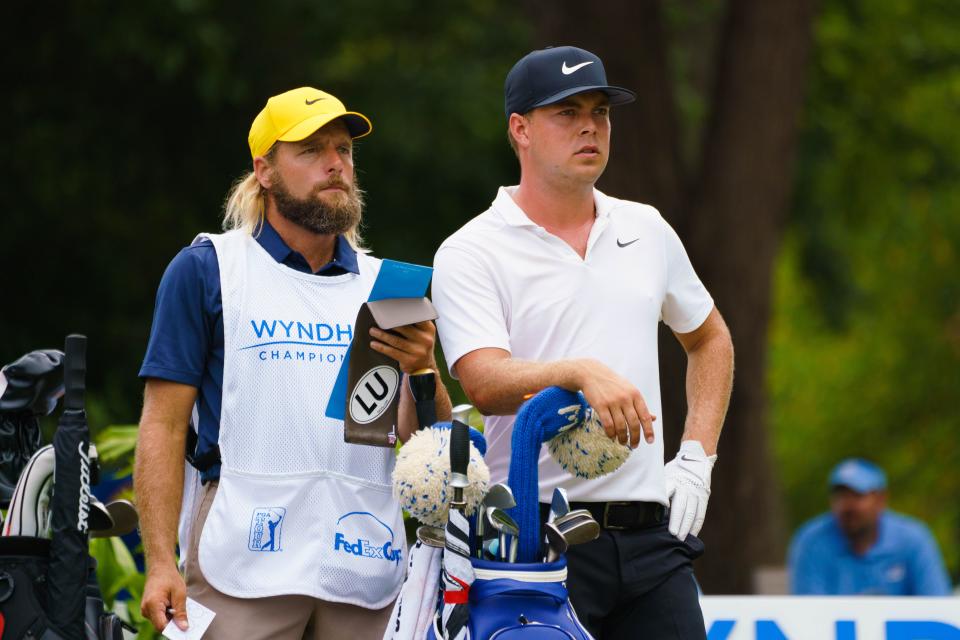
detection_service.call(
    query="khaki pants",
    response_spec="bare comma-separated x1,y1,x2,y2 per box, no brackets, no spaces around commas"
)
184,482,394,640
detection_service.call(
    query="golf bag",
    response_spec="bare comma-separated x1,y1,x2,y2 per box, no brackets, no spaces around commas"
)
428,556,592,640
0,338,129,639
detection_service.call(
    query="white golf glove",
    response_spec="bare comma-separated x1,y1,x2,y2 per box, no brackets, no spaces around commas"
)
664,440,717,541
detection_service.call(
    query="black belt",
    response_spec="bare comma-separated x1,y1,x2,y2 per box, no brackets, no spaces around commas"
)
539,501,666,530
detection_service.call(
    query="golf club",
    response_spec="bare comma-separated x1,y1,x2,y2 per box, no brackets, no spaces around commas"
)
476,483,515,558
451,403,473,425
543,521,567,563
556,513,600,547
87,495,114,532
482,537,499,561
548,486,569,524
91,499,139,539
552,510,595,527
416,525,446,548
485,507,519,563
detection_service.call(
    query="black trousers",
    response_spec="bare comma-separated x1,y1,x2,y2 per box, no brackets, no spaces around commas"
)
564,520,707,640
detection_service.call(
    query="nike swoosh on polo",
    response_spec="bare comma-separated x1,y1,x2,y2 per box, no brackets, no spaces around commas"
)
305,97,326,105
617,238,639,248
680,455,699,462
561,61,594,75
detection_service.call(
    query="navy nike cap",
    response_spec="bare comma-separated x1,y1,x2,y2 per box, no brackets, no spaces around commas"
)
504,46,636,118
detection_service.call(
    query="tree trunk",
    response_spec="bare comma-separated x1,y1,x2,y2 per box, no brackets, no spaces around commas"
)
526,0,817,593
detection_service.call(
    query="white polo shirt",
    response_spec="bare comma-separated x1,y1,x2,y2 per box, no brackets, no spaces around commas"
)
432,186,714,504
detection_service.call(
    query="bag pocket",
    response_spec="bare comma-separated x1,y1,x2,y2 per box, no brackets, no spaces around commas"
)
198,467,405,607
466,558,593,640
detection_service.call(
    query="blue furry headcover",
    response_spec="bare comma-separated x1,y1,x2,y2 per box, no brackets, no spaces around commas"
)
506,387,587,563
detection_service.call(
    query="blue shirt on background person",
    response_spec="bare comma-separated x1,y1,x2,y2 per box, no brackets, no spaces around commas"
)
788,458,952,596
137,219,359,482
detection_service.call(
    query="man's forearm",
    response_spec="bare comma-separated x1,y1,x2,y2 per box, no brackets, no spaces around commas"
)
460,354,583,416
681,329,734,456
135,379,195,570
135,420,187,568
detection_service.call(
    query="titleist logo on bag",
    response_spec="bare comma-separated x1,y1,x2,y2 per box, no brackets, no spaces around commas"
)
77,441,90,533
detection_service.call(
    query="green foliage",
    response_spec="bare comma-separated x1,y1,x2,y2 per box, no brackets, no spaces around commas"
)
88,423,160,638
89,536,159,639
771,0,960,577
3,0,527,426
95,424,140,477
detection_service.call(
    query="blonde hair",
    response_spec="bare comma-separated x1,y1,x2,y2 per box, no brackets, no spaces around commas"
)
222,154,367,251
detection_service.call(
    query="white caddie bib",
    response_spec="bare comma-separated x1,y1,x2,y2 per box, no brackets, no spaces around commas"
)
195,230,405,607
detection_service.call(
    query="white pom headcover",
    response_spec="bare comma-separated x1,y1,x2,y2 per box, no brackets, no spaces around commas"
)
393,427,489,528
548,408,631,479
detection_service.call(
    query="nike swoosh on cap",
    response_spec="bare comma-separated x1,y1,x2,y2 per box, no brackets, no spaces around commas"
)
617,238,639,248
305,97,326,105
561,60,594,75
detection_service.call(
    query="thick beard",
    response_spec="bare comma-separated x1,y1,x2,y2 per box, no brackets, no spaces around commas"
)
270,174,363,236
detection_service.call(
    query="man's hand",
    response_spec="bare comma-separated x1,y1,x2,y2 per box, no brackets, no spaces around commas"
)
576,359,655,448
141,562,189,632
369,321,438,374
664,440,717,541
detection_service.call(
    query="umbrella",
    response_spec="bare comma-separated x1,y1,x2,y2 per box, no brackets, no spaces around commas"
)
440,420,472,639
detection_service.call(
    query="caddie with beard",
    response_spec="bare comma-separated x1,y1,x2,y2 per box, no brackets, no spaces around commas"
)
135,87,451,639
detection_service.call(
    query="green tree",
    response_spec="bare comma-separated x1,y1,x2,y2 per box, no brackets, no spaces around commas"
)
3,0,526,422
771,0,960,578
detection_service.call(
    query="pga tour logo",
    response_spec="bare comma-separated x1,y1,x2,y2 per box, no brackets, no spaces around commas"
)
248,507,286,552
333,511,402,566
349,366,400,425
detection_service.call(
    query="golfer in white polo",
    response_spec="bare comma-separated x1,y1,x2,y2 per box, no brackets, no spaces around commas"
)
432,46,734,640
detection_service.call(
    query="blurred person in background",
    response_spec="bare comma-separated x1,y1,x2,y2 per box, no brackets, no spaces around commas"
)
788,458,951,596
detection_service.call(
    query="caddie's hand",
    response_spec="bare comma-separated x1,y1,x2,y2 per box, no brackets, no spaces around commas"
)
577,359,655,448
664,440,717,541
369,321,438,374
141,563,189,632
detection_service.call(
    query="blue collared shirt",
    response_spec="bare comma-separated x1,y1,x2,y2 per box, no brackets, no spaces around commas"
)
788,510,952,595
139,221,359,482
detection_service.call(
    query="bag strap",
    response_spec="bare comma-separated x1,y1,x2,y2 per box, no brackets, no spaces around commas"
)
184,426,220,472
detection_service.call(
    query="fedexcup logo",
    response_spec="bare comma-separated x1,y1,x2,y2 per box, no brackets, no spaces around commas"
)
349,366,400,424
333,511,402,566
77,441,90,533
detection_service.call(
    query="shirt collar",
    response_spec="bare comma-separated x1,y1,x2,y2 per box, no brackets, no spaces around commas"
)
831,510,893,558
254,218,359,275
493,185,612,227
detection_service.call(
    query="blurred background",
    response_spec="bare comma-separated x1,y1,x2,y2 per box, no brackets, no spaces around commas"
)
4,0,958,600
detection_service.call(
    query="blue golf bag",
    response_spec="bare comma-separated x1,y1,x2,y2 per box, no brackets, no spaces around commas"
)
424,389,600,639
428,556,593,640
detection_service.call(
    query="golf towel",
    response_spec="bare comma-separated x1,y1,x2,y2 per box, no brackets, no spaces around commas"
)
383,540,442,640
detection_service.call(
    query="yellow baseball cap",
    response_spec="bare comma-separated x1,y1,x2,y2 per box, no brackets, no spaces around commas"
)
247,87,372,159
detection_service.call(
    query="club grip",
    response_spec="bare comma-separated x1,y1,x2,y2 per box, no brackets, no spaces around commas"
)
408,370,437,429
63,334,87,411
450,419,469,476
